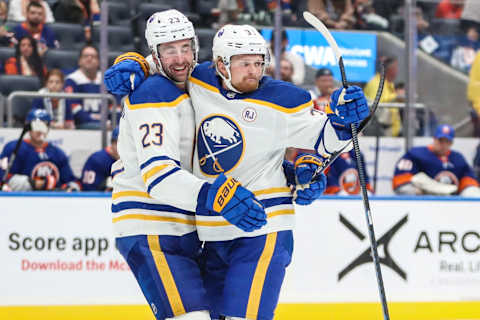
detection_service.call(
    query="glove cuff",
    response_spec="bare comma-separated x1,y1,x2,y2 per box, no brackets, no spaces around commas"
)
114,52,149,78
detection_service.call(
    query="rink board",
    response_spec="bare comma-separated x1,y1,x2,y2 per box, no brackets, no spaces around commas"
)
1,194,480,319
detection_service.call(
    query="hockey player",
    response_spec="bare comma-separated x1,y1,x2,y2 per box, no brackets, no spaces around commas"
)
0,109,80,191
105,23,369,320
324,149,373,195
80,127,119,191
108,10,268,320
393,124,480,196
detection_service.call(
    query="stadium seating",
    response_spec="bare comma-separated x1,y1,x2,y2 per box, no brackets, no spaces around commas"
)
196,29,216,62
48,23,86,50
44,49,78,75
150,0,192,13
106,2,131,26
92,25,135,52
0,47,15,72
0,75,41,125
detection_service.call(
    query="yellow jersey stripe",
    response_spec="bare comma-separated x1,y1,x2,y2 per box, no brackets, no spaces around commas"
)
112,209,294,225
142,164,172,183
246,232,278,319
189,76,220,93
253,187,291,196
126,94,188,110
112,191,151,200
147,236,186,316
244,98,313,114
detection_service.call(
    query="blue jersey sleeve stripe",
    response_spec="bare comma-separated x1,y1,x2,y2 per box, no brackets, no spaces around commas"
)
112,201,195,216
140,156,181,170
147,167,181,194
260,196,293,208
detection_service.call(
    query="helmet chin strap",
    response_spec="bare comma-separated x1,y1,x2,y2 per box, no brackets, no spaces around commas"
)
215,60,242,94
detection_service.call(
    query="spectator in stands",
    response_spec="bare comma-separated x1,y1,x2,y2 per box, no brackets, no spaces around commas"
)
0,0,7,22
64,44,103,130
309,67,337,112
217,0,240,26
450,26,479,73
4,35,46,84
364,56,402,136
467,51,480,137
53,0,100,42
309,0,356,30
324,149,373,195
31,69,75,129
0,109,81,192
8,0,55,23
13,1,59,53
279,57,294,82
354,0,389,30
81,127,119,191
267,30,305,85
392,124,480,196
435,0,464,19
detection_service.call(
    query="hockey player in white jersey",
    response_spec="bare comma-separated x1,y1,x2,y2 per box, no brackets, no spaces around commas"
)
105,23,368,320
109,11,267,320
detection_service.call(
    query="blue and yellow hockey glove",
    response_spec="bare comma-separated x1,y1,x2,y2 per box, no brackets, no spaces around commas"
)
104,52,148,96
199,174,267,232
326,86,369,139
293,154,327,205
283,154,327,205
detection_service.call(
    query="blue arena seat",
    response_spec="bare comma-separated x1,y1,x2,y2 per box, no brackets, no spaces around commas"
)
107,2,131,26
48,23,86,50
92,25,135,52
44,49,78,74
0,75,41,126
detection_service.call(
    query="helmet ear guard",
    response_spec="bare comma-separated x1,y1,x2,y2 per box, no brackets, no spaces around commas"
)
212,24,269,93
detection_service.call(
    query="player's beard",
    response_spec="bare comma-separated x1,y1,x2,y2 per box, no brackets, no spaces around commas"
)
233,76,260,93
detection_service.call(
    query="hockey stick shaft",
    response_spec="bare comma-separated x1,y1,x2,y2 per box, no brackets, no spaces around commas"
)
1,124,29,184
303,11,390,320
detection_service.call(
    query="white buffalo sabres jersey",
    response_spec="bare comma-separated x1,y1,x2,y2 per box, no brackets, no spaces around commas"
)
111,74,205,238
189,62,351,241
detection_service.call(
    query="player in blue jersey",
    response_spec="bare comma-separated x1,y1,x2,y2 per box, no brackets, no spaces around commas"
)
81,127,119,191
393,124,480,196
324,149,373,195
0,109,80,192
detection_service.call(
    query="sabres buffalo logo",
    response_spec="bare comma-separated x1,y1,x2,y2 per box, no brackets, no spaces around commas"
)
197,114,244,176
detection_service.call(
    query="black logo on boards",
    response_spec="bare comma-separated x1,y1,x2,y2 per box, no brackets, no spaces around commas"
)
338,214,408,281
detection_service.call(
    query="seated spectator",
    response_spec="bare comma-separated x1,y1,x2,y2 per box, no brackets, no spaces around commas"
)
467,51,480,136
81,127,119,191
435,0,464,19
4,35,46,84
450,26,480,73
0,109,80,191
64,44,103,129
324,149,373,195
13,1,59,53
354,0,389,30
392,124,480,196
267,30,305,85
363,56,402,136
309,0,356,30
309,67,338,112
53,0,100,42
8,0,55,23
279,57,294,82
31,69,75,129
0,0,7,22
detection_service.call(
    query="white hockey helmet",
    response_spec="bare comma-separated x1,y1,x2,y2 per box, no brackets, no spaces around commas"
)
144,10,198,78
212,24,269,93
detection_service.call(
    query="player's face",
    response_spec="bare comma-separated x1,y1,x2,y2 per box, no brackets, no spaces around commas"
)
158,39,194,83
46,74,63,92
433,137,452,156
228,54,264,93
29,130,46,146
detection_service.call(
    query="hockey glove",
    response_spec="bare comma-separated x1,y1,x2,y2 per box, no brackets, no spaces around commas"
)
202,174,267,232
104,52,148,96
327,86,369,138
293,154,327,205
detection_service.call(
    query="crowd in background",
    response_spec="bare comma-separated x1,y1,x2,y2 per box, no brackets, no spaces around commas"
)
0,0,478,193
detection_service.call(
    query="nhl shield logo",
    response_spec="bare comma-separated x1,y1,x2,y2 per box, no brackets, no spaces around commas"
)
197,114,244,176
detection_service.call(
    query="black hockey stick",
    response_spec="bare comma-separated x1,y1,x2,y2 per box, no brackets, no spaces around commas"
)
1,124,29,187
304,11,390,320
